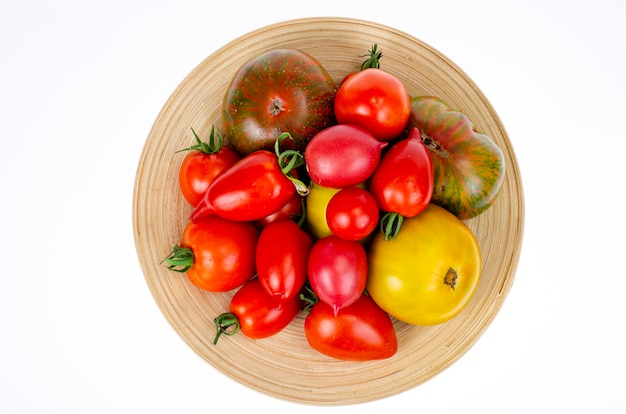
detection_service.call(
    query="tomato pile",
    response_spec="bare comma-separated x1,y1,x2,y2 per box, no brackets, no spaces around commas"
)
162,45,505,361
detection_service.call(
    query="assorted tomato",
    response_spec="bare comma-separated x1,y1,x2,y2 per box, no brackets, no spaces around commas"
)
162,44,504,362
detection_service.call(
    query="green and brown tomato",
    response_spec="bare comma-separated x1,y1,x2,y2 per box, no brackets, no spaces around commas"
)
409,96,505,220
223,49,337,156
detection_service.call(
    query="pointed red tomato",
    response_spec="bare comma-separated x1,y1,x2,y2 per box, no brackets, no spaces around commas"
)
304,294,398,361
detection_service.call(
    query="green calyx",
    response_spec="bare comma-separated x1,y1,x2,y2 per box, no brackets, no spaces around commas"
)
161,244,194,273
177,125,224,155
274,132,309,196
360,44,383,70
380,212,404,241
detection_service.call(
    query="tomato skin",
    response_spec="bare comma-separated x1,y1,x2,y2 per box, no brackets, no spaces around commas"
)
229,277,303,339
367,204,482,326
254,191,303,228
180,216,259,292
409,96,505,219
177,128,240,207
223,49,337,156
304,124,386,188
190,150,295,222
334,68,410,141
307,236,368,314
256,219,313,301
370,127,434,218
304,294,398,361
326,186,379,241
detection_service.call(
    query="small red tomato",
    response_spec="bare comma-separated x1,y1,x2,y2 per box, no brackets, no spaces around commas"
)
370,127,434,239
304,294,398,361
304,124,386,188
177,127,240,207
256,219,313,301
326,186,379,241
307,235,368,315
334,67,410,141
163,216,259,292
214,277,303,343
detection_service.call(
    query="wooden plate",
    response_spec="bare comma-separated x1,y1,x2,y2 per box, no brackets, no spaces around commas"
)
132,17,524,405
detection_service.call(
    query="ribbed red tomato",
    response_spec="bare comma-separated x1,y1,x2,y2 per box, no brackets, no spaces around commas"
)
409,96,505,219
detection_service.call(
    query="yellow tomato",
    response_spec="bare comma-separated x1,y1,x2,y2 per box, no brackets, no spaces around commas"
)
304,182,339,240
366,203,482,326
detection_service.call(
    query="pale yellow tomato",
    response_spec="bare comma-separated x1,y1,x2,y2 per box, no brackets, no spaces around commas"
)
367,204,482,326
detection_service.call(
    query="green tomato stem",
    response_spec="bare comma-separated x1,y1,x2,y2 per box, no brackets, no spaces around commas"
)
360,44,383,70
213,313,240,345
161,244,194,273
274,132,309,196
380,212,404,241
176,125,224,154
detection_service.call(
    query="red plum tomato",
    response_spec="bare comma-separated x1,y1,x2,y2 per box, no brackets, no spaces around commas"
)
215,277,303,343
304,124,386,188
307,235,368,315
256,219,313,302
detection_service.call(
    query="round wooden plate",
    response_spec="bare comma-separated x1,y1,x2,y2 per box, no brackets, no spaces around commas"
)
133,17,524,405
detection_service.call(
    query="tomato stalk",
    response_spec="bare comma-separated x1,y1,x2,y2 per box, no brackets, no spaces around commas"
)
380,212,404,241
360,44,383,70
213,313,241,344
299,284,319,315
176,126,224,154
161,244,194,272
275,132,309,196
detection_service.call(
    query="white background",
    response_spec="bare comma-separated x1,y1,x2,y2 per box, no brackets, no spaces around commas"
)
1,0,625,412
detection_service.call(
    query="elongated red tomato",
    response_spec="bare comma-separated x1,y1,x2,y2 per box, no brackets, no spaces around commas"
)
304,294,398,361
370,127,434,239
190,150,296,222
307,235,368,315
214,277,303,343
177,127,240,207
162,216,259,292
256,219,313,301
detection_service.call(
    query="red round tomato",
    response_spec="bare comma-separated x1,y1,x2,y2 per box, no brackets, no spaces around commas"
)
177,127,240,207
304,124,386,188
223,49,337,155
256,219,313,301
214,277,303,343
307,235,368,315
170,216,259,292
304,294,397,361
334,68,410,141
326,186,379,241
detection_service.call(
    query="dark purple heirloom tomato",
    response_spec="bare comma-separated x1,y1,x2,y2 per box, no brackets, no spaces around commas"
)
223,49,337,156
